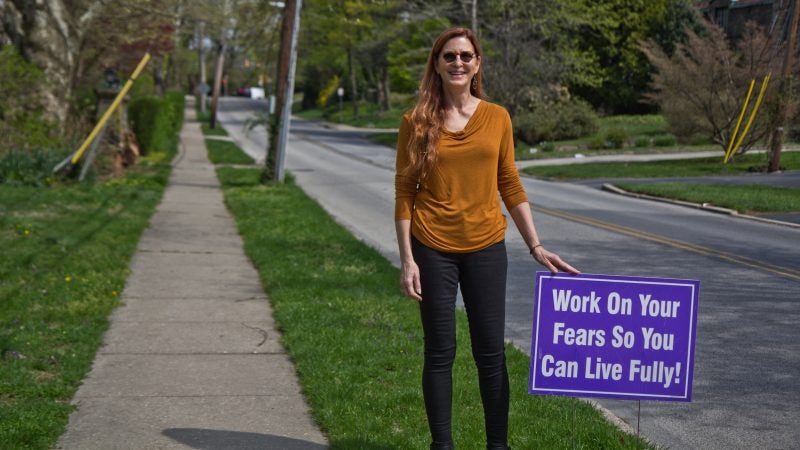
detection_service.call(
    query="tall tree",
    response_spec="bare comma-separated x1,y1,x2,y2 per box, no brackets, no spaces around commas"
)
643,21,784,154
2,0,103,123
565,0,697,114
2,0,180,126
480,0,569,116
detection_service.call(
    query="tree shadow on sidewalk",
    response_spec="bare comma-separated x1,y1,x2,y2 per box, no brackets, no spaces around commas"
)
163,428,327,449
163,428,398,449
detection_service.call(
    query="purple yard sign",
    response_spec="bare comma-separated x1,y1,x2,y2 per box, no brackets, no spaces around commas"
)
529,272,700,401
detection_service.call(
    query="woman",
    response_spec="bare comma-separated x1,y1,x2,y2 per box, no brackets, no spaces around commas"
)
394,27,579,449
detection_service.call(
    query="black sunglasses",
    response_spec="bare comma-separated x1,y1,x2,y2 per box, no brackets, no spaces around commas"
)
441,51,476,63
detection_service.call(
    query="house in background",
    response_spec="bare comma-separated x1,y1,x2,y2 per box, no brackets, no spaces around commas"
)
695,0,780,41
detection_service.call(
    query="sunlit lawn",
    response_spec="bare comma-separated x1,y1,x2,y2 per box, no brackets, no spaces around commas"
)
522,152,800,180
0,161,170,449
218,166,654,449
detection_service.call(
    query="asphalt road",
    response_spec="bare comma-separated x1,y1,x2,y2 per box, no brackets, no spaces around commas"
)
217,97,800,450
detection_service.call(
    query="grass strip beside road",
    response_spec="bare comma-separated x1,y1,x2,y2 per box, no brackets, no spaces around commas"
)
617,183,800,214
366,132,399,149
201,123,229,136
205,138,254,165
522,151,800,179
217,167,651,449
196,109,228,136
0,162,170,449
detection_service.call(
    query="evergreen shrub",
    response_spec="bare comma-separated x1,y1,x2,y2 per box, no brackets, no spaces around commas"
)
128,96,176,155
164,91,186,132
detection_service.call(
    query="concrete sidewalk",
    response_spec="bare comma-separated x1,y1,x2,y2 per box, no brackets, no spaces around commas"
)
57,98,327,449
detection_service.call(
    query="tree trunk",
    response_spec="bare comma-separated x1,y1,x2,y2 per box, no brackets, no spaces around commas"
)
471,0,477,33
380,67,390,111
210,40,226,128
769,0,800,173
3,0,85,124
264,0,298,182
198,20,207,114
348,47,359,119
154,61,166,97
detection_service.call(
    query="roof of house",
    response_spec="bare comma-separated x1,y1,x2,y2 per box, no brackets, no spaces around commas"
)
695,0,774,10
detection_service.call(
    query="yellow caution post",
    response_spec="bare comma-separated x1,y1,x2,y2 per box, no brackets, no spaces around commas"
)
725,78,755,162
725,73,771,164
70,53,151,165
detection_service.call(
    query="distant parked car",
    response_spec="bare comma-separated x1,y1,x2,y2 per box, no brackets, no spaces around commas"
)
249,87,265,99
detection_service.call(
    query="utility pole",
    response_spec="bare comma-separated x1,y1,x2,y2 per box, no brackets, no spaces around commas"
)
265,0,302,183
769,0,800,172
198,20,207,114
210,6,227,130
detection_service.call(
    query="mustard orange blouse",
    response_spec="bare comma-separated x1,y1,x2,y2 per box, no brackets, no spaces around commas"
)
394,100,529,253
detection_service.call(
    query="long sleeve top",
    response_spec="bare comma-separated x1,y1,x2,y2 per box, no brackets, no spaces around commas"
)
394,100,529,253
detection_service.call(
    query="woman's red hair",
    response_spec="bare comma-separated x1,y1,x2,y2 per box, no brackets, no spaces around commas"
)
405,27,484,180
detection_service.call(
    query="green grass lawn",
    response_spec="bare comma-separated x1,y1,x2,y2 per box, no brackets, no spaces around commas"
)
0,161,170,449
522,151,800,180
524,151,800,214
366,132,399,149
617,183,800,214
364,114,713,160
295,99,410,130
217,167,652,449
201,122,229,136
205,138,254,164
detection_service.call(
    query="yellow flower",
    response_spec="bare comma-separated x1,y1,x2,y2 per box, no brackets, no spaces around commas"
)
64,276,72,283
24,229,30,235
112,291,118,297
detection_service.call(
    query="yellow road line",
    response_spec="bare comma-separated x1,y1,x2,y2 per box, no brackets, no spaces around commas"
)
533,204,800,281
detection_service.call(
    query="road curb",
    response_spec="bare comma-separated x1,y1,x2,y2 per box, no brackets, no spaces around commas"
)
602,183,800,230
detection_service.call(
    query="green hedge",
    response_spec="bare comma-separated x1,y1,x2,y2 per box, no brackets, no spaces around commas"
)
164,92,186,133
127,93,184,155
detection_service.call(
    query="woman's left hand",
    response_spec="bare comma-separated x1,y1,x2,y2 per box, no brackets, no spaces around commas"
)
531,246,580,274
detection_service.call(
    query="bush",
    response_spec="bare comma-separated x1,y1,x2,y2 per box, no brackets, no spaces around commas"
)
0,148,67,186
634,136,651,147
513,112,555,146
605,128,629,149
540,141,556,152
164,91,186,132
129,72,156,99
653,134,677,147
513,98,599,145
587,136,606,150
128,96,176,155
688,132,711,145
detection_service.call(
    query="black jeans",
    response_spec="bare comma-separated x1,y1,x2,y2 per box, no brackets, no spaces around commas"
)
412,237,510,448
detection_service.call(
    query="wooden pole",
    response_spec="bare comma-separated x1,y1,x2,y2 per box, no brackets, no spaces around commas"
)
265,0,300,182
199,20,208,114
210,39,226,129
768,0,800,172
274,0,302,183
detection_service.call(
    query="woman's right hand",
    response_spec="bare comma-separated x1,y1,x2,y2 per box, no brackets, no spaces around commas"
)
400,260,423,301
